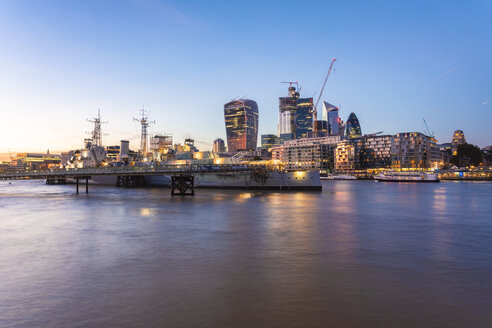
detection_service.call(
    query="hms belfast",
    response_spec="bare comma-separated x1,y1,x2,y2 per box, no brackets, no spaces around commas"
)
62,108,321,190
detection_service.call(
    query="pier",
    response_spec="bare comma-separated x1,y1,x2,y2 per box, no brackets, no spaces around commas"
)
0,164,262,195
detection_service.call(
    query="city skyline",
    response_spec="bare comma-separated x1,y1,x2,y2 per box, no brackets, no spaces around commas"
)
0,0,491,155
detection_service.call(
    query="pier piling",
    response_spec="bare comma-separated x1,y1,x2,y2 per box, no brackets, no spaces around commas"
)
171,175,194,196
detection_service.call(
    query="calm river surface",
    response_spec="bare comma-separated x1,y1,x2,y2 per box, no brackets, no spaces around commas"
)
0,180,491,327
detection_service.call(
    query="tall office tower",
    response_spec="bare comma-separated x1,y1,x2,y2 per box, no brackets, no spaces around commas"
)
213,138,226,153
322,102,340,136
224,99,259,153
278,85,313,140
451,130,466,155
279,86,298,136
295,98,313,138
345,112,362,138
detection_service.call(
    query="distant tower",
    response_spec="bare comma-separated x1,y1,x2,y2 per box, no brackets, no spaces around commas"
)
213,138,226,153
345,112,362,138
451,130,466,155
278,83,313,139
224,99,258,153
87,109,107,146
323,102,339,136
133,107,155,157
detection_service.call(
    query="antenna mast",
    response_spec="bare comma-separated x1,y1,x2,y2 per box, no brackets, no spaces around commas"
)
87,109,108,146
133,107,155,157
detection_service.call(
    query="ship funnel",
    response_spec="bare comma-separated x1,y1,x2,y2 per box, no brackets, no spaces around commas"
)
120,140,129,159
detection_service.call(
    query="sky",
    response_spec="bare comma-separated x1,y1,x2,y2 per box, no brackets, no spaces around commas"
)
0,0,491,156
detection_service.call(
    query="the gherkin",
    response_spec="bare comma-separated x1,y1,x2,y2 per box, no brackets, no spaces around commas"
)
345,112,362,138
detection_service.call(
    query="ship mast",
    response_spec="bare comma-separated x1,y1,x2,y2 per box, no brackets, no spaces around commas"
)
133,106,155,159
87,109,108,146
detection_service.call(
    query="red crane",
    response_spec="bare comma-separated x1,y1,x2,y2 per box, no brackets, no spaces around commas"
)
312,58,336,133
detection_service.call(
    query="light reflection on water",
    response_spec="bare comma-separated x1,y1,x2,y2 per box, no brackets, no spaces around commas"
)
0,180,491,327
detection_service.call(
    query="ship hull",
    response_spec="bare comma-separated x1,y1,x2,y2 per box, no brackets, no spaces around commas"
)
88,171,322,190
145,171,322,190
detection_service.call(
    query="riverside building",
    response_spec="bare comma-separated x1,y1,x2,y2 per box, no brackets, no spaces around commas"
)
12,153,61,170
391,132,440,169
335,135,393,172
271,136,340,171
224,99,259,153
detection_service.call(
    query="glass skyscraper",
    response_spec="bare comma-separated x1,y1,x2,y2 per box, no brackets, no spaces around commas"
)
224,99,259,153
345,112,362,139
323,102,339,136
295,98,313,138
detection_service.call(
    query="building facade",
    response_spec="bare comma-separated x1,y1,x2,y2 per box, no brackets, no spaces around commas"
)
271,136,340,171
261,134,278,150
451,130,466,155
224,99,259,153
335,135,393,172
13,153,61,170
391,132,440,169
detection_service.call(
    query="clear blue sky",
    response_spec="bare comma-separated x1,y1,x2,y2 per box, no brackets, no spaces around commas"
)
0,0,491,153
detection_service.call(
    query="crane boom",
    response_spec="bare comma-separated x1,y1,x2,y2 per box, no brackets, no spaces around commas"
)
422,118,434,138
312,58,336,133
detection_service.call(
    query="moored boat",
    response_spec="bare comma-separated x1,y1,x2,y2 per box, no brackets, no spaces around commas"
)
321,174,357,180
375,171,440,182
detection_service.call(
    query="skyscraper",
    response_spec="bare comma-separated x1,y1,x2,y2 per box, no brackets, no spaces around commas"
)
323,101,339,136
278,85,313,140
224,99,259,153
213,138,226,153
295,98,313,138
279,86,298,136
345,112,362,138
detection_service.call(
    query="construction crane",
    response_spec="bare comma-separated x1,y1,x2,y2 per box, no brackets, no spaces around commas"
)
312,58,336,133
422,118,435,138
365,131,384,137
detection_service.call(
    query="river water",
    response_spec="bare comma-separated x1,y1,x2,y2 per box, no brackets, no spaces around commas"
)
0,180,491,327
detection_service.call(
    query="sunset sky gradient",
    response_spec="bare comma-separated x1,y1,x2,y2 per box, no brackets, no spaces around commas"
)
0,0,491,155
